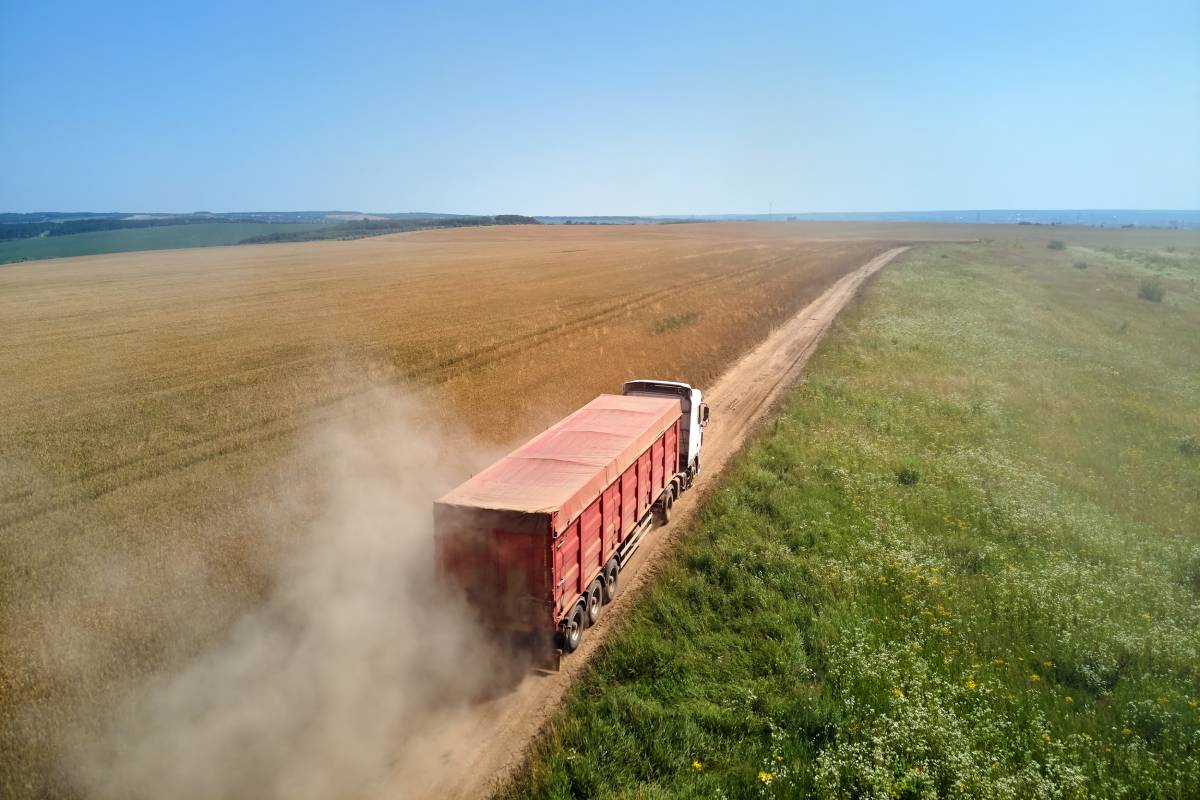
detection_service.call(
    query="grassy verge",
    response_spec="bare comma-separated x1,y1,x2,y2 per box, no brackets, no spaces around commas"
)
505,239,1200,799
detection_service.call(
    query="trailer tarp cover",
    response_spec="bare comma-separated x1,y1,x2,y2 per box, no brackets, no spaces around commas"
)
437,394,681,533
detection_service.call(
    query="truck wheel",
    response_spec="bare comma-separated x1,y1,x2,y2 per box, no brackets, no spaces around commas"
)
562,605,585,653
603,561,619,603
586,580,603,625
657,493,673,525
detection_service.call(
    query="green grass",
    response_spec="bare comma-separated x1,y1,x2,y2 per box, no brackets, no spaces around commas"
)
1139,279,1166,303
0,222,325,264
506,240,1200,799
654,311,703,335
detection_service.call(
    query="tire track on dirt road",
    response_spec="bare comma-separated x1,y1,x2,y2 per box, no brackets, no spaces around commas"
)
366,246,909,800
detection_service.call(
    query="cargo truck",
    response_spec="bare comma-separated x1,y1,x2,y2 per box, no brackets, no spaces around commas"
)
434,380,709,660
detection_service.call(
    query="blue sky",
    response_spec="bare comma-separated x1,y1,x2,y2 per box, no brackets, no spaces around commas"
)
1,1,1197,214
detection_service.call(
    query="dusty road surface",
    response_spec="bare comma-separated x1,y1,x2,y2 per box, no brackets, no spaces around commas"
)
369,246,909,799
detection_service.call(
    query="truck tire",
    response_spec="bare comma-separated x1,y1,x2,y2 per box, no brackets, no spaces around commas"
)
602,561,619,603
586,580,603,625
657,492,673,525
562,605,585,653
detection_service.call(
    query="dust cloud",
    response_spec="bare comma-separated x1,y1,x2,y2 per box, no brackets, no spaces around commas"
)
66,389,503,800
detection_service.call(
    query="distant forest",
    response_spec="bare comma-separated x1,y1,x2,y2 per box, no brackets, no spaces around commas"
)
237,215,540,244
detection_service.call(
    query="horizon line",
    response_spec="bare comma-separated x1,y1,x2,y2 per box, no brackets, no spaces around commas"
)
4,207,1200,217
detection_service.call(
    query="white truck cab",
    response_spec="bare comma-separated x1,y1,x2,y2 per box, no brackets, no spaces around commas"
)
621,379,709,479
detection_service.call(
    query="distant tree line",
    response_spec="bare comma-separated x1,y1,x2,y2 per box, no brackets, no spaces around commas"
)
0,212,118,224
0,216,260,242
237,215,539,245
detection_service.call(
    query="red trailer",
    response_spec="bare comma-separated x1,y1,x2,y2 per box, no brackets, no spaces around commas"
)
435,386,707,659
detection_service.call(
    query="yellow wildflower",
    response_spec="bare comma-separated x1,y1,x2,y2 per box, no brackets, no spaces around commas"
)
1064,696,1073,703
892,687,905,698
758,771,774,783
1030,674,1040,681
966,678,977,690
692,760,703,771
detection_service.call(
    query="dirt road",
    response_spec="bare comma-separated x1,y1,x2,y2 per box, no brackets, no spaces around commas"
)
370,246,909,799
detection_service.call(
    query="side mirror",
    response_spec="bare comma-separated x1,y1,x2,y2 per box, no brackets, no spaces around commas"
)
700,404,710,427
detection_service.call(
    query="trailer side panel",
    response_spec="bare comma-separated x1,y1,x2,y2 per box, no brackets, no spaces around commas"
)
435,394,684,637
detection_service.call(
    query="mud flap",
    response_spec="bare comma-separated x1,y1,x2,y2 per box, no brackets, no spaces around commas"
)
530,630,561,672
